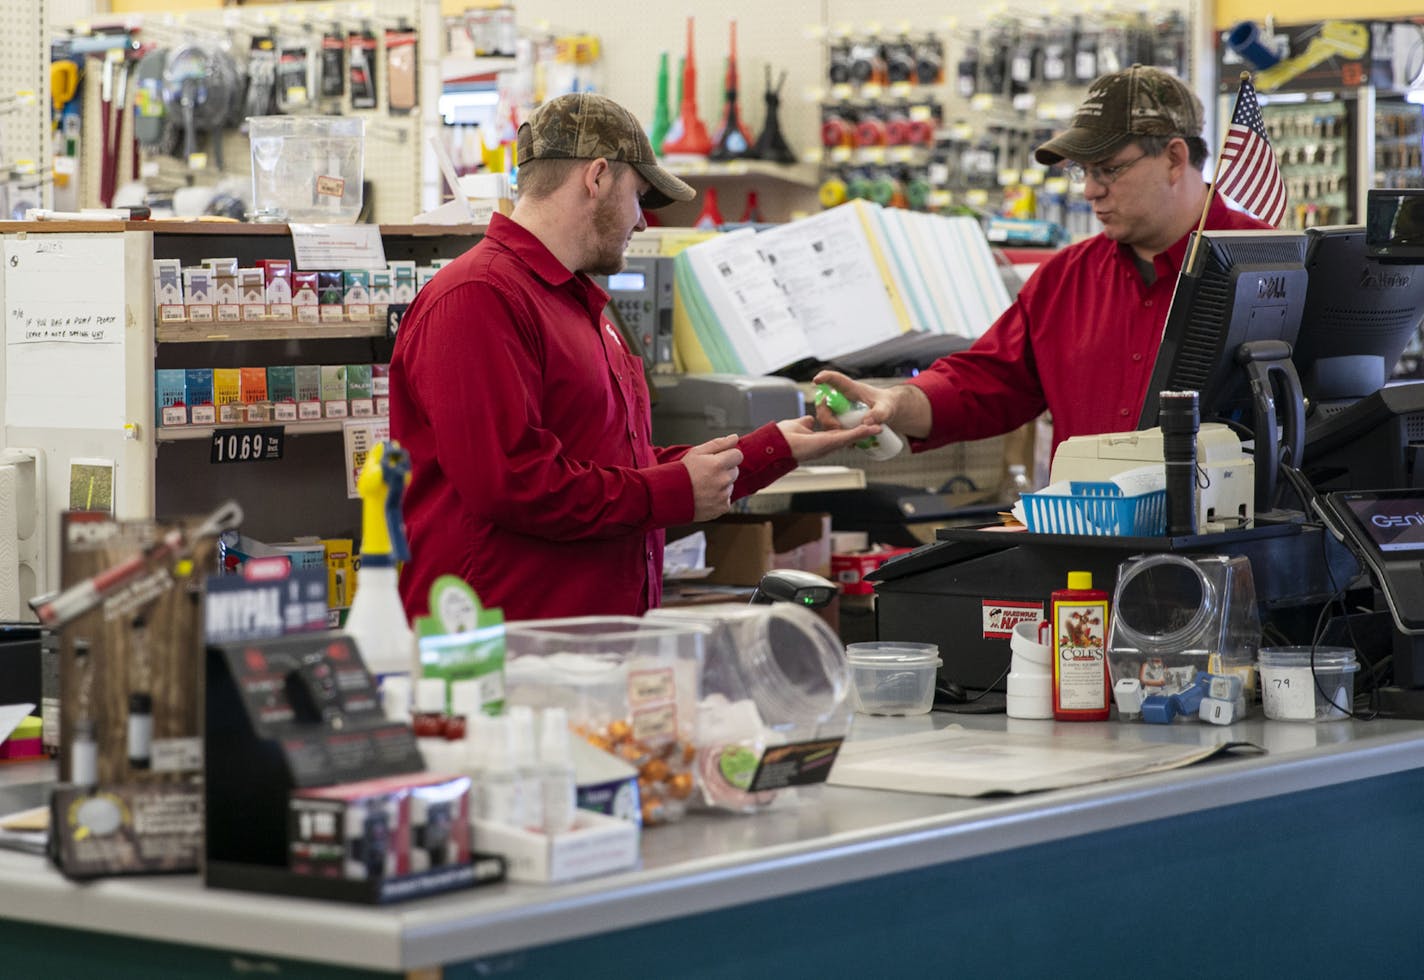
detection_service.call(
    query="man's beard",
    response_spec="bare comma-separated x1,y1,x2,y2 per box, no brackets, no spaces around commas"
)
584,195,629,276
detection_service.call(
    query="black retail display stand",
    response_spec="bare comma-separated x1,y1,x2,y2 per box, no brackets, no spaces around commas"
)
204,632,504,903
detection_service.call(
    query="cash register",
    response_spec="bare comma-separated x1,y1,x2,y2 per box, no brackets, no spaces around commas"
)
874,206,1424,712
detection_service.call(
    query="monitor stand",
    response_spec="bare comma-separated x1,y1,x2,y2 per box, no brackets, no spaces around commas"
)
1237,339,1305,513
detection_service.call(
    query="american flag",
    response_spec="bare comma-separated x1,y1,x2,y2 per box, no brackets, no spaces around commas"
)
1216,76,1286,227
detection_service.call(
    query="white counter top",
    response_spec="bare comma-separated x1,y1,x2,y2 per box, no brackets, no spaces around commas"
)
1,712,1421,972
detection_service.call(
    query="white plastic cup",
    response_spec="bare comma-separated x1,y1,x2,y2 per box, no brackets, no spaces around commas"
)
1007,620,1053,719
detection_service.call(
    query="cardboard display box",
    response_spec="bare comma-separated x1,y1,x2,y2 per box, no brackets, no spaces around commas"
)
691,513,831,587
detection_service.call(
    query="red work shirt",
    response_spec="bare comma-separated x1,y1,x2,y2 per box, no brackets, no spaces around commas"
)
390,214,796,623
907,197,1271,455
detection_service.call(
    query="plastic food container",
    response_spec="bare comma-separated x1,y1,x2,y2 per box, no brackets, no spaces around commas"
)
1258,646,1358,722
844,642,941,716
247,115,365,223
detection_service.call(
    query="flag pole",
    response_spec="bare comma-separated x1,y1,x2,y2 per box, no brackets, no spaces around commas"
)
1186,70,1250,273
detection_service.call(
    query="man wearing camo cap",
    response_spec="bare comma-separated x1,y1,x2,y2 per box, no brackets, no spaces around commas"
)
390,92,875,621
815,65,1272,460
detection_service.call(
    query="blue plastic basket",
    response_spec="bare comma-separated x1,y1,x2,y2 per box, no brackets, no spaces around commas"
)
1022,481,1167,537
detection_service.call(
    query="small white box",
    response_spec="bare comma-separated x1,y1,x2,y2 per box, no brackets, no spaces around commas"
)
473,809,639,884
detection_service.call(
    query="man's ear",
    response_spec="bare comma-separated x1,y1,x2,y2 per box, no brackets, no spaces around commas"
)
1166,137,1191,178
580,158,610,199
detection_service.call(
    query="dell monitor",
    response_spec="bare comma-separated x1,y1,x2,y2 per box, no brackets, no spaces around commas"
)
1293,224,1424,409
1138,228,1310,511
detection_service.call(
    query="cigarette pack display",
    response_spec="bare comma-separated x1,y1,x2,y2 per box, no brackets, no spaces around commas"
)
185,368,216,424
266,365,297,403
238,268,267,321
369,270,392,319
213,271,240,322
239,367,269,404
202,256,239,276
295,365,323,420
258,259,294,320
183,268,215,322
293,272,320,324
213,368,243,423
320,365,348,418
344,270,371,319
346,364,374,417
155,369,188,426
389,261,417,303
153,259,186,322
318,271,345,322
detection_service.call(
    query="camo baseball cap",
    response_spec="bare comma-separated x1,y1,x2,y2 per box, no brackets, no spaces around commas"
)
517,92,695,209
1035,64,1203,166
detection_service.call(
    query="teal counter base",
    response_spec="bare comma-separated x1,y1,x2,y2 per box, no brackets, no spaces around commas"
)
455,767,1424,978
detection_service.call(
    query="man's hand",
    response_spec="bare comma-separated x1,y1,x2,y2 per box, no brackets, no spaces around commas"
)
682,434,743,521
812,369,934,439
776,415,879,463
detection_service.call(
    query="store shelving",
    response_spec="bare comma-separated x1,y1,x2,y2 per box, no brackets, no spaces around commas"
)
155,419,352,442
156,320,389,344
662,158,822,188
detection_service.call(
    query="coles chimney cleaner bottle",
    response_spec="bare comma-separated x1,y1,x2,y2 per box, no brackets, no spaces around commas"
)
1051,571,1110,721
343,440,417,685
814,384,904,461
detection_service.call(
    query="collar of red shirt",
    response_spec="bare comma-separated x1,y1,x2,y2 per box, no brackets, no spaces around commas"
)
485,212,610,310
1144,194,1242,282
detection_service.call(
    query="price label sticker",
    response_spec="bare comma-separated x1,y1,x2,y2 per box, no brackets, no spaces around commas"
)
210,426,284,465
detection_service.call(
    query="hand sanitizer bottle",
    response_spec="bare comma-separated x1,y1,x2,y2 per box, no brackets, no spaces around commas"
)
814,384,905,461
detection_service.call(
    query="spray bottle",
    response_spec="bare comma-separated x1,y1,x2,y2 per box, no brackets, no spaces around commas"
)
813,384,904,461
343,441,416,685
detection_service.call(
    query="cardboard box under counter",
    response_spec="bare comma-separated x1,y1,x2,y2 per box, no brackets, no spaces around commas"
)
684,512,832,587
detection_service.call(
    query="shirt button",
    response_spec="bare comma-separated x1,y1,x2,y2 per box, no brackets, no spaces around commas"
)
1144,300,1153,308
1132,352,1143,362
764,446,774,455
1120,408,1131,417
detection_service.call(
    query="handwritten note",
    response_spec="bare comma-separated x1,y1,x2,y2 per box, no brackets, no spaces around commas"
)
4,235,127,429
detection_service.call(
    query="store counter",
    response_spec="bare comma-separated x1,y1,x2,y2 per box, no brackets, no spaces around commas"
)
3,712,1424,977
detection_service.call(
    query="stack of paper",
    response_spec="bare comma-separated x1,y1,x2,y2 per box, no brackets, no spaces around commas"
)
672,201,1011,374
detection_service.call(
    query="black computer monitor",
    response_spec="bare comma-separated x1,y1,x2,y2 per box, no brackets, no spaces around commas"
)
1293,225,1424,408
1137,228,1310,511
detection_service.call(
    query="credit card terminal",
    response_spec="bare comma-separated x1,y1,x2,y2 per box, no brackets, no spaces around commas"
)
1323,489,1424,634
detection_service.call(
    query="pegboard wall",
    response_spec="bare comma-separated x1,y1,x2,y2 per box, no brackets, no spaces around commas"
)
0,1,49,210
68,0,425,224
509,0,1202,194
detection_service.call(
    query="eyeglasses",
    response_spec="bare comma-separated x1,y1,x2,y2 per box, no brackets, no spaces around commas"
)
1064,152,1149,187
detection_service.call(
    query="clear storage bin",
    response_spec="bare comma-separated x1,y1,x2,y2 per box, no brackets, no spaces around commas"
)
247,115,365,223
503,616,706,825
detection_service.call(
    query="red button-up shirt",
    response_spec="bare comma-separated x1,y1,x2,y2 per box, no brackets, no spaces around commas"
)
390,214,796,622
907,197,1270,455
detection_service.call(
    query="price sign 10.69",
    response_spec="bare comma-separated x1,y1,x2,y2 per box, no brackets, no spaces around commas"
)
210,426,285,465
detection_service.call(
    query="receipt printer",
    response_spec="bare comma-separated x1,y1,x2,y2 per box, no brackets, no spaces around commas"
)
1050,424,1254,530
651,374,804,445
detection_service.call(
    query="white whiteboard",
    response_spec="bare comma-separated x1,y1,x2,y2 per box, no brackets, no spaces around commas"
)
4,235,127,430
